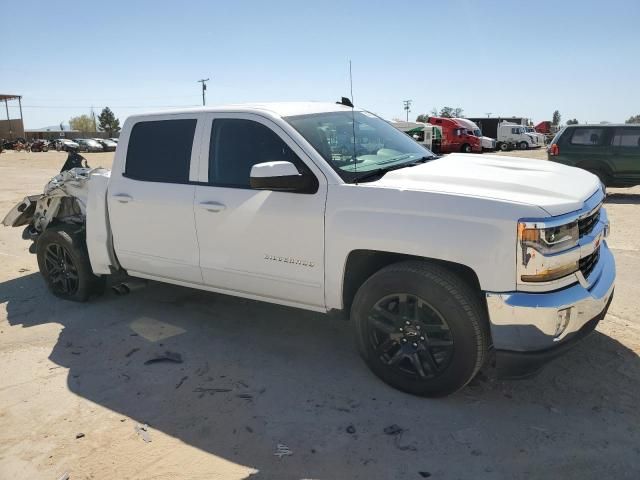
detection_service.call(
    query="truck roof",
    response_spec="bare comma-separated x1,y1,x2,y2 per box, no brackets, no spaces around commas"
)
126,102,357,121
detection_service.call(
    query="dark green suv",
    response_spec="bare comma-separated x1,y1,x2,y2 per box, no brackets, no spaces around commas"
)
548,124,640,187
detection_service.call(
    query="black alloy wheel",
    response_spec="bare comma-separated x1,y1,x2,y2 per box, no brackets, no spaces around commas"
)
367,293,454,379
43,242,80,296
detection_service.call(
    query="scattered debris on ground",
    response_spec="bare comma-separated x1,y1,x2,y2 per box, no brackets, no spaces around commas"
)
274,443,293,459
175,376,188,389
75,433,84,439
384,424,403,436
57,472,70,480
125,348,140,358
346,425,356,434
193,387,231,398
143,351,183,365
134,423,152,443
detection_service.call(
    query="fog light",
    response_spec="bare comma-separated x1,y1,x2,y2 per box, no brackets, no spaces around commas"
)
554,307,572,339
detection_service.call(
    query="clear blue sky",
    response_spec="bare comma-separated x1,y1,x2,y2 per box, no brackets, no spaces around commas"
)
2,0,639,128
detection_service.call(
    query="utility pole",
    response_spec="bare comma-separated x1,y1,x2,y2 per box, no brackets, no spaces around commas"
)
197,78,210,106
403,99,412,122
485,112,492,118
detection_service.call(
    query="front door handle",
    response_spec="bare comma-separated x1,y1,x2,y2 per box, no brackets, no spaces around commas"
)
113,194,133,203
199,201,226,212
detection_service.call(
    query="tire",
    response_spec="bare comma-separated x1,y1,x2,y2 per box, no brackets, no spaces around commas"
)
519,141,529,150
351,261,489,397
461,144,472,153
36,225,104,302
498,142,509,151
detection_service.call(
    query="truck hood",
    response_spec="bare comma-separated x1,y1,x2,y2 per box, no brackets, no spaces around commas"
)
370,153,601,216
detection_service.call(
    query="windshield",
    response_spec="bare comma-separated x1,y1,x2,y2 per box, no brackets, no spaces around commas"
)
473,129,482,137
285,111,435,182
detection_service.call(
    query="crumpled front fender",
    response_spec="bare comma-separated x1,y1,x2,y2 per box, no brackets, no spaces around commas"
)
1,195,43,227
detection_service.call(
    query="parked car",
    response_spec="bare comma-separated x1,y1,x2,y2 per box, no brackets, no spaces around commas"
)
30,140,50,152
548,124,640,187
109,137,119,143
94,138,117,152
427,117,483,153
2,102,615,397
2,137,28,150
76,139,104,152
54,139,80,152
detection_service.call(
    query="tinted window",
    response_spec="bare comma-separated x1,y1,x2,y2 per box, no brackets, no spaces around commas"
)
570,128,604,146
209,119,304,188
125,119,196,182
612,128,640,148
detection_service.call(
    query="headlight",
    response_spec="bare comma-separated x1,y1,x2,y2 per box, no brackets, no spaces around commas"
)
520,260,579,283
518,220,579,254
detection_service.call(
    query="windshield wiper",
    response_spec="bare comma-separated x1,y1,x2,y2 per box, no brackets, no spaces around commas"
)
350,155,439,183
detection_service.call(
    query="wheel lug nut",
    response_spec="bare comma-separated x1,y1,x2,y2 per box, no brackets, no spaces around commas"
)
416,325,421,330
405,321,410,326
420,336,425,341
412,342,418,348
399,328,403,332
402,338,407,343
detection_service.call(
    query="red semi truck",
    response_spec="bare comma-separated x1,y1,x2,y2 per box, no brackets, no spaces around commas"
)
427,116,482,153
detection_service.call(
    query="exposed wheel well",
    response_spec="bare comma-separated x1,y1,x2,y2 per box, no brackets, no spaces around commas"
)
342,250,483,314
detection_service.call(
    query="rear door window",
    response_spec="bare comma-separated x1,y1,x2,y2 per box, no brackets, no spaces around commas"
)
612,128,640,148
125,119,197,183
569,128,605,146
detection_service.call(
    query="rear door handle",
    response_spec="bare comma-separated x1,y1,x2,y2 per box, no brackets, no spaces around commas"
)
113,194,133,203
199,201,226,212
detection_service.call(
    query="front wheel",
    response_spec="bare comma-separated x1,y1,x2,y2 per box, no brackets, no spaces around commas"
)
461,143,472,153
351,261,489,397
36,225,104,301
519,141,529,150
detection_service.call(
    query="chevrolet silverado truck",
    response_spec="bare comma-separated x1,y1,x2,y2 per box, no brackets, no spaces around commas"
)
2,102,615,397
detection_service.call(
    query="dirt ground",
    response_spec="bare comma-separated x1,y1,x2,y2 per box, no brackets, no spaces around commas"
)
0,149,639,480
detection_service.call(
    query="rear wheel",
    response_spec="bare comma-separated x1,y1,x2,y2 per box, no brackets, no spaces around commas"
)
36,225,104,301
498,142,509,151
351,261,489,397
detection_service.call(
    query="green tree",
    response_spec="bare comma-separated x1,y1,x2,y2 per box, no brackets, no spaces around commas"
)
98,107,121,136
416,114,428,122
439,106,463,118
69,115,96,134
552,110,561,126
625,114,640,124
566,118,579,125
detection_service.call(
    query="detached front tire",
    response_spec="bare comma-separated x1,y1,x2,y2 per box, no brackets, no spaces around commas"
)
36,225,104,302
352,261,489,397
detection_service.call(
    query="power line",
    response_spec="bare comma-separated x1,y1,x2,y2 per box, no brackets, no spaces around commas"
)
403,99,412,122
197,78,210,106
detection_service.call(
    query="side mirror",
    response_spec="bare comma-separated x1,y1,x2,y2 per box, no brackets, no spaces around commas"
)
250,161,316,193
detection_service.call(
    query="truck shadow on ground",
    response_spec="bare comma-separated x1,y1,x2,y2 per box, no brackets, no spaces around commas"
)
605,192,640,205
2,273,639,479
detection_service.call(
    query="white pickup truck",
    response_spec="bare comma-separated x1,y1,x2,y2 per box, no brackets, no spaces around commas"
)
2,102,615,397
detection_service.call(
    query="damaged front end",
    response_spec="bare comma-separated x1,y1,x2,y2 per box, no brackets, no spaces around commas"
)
2,168,98,252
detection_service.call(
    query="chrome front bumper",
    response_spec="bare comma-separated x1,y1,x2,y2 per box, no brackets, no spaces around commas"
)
486,240,615,353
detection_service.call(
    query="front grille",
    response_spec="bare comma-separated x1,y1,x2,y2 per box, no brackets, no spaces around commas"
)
578,208,600,237
579,247,600,279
